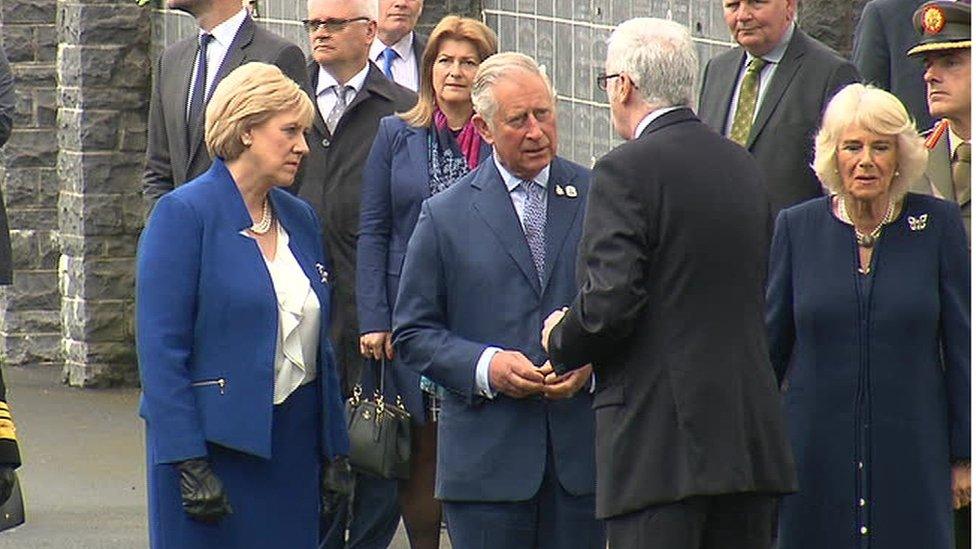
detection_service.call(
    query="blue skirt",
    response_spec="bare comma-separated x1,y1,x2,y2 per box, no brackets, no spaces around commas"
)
146,382,321,549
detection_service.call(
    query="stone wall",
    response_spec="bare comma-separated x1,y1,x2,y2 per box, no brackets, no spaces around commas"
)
0,0,60,370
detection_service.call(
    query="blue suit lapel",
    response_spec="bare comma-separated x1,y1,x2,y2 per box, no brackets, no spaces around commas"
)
541,158,582,292
406,125,431,194
470,162,541,295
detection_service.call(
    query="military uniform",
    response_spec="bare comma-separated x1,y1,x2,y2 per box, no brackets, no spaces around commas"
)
908,2,972,546
0,374,19,468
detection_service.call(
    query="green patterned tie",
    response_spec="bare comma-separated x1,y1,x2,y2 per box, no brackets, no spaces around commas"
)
952,141,970,204
729,57,768,146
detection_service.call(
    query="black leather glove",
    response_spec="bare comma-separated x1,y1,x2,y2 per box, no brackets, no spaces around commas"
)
0,467,14,506
176,458,233,524
321,455,354,515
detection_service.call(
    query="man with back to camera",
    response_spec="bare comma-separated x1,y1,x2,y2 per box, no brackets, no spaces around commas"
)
542,18,797,549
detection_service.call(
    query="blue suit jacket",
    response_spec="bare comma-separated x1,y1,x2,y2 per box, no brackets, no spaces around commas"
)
357,115,490,418
136,158,349,465
392,156,597,502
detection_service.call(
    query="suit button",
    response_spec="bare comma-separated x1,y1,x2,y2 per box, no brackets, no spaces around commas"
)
321,138,331,148
860,526,868,535
858,461,863,469
859,498,866,507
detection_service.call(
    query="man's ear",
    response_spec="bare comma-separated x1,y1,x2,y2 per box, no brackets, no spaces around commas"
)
472,113,494,145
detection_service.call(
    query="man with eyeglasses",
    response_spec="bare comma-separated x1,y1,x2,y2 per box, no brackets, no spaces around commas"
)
369,0,426,91
293,1,416,548
142,0,307,213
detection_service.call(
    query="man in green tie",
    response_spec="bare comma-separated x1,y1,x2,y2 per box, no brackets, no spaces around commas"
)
697,0,859,213
909,0,971,243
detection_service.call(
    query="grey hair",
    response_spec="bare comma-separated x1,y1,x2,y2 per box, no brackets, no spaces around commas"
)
605,18,698,109
813,83,926,201
471,52,556,125
306,0,378,20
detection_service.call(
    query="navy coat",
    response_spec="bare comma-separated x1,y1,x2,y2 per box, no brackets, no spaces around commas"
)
767,194,970,548
356,115,490,420
136,158,349,465
392,156,596,502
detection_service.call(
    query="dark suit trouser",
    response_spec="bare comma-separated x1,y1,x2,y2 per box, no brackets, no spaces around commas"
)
957,506,970,549
319,472,400,549
606,493,775,549
442,437,605,549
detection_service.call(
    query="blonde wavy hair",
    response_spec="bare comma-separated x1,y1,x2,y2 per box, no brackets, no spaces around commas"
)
812,83,926,201
205,62,314,160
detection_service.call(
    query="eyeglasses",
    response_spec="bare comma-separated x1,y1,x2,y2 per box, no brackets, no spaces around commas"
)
596,73,622,91
301,17,371,33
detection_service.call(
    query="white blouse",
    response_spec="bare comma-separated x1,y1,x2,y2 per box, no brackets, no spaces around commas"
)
260,223,322,404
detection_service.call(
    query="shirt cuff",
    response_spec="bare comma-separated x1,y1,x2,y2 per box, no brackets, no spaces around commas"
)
476,347,501,399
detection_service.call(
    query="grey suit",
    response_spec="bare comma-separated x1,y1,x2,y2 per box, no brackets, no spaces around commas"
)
853,0,932,131
698,28,859,213
142,15,308,211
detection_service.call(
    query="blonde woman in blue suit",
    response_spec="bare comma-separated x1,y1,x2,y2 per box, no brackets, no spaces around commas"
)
136,62,349,549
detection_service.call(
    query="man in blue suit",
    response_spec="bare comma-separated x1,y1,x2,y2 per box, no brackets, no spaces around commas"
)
393,52,605,548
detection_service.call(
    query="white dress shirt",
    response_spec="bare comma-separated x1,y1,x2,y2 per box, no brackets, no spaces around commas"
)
259,223,321,404
186,8,248,119
633,106,683,140
723,22,795,137
315,63,370,126
369,32,419,92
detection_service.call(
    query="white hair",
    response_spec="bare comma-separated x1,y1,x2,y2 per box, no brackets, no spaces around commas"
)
605,18,698,108
306,0,378,20
470,52,555,125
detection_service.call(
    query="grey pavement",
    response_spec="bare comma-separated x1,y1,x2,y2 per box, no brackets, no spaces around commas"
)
0,366,446,548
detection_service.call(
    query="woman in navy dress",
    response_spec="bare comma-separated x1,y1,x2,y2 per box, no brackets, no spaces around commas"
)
136,63,349,548
767,83,970,548
356,16,496,549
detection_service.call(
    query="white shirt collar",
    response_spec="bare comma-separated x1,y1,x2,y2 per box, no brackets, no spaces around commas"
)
633,106,683,140
202,8,248,47
493,151,551,192
370,32,415,63
316,62,370,98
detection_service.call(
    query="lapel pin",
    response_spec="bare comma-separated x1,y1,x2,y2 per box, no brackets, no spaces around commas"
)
908,214,928,231
315,263,331,284
565,185,578,198
555,185,565,196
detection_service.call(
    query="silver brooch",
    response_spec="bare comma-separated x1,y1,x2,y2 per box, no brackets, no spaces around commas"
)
565,185,578,198
315,263,330,284
908,214,928,231
555,185,565,196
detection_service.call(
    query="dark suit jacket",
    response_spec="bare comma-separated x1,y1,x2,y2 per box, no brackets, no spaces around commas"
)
853,0,933,130
136,158,349,465
548,108,797,519
356,115,490,419
698,28,860,213
296,62,417,396
142,15,308,211
393,156,596,502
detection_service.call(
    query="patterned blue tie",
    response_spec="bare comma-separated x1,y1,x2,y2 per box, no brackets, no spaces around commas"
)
381,47,397,80
520,180,547,282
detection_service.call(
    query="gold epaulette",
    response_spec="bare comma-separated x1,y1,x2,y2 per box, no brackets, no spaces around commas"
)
924,119,950,150
0,401,17,442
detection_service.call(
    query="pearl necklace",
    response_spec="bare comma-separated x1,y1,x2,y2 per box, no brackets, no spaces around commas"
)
249,198,274,235
839,197,894,249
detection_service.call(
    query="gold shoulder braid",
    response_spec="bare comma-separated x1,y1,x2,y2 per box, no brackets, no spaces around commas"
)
0,401,16,442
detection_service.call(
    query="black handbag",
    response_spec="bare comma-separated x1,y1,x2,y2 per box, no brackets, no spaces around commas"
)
345,358,411,480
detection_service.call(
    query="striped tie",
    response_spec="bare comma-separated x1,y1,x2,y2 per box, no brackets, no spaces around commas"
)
729,57,767,146
325,85,353,135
